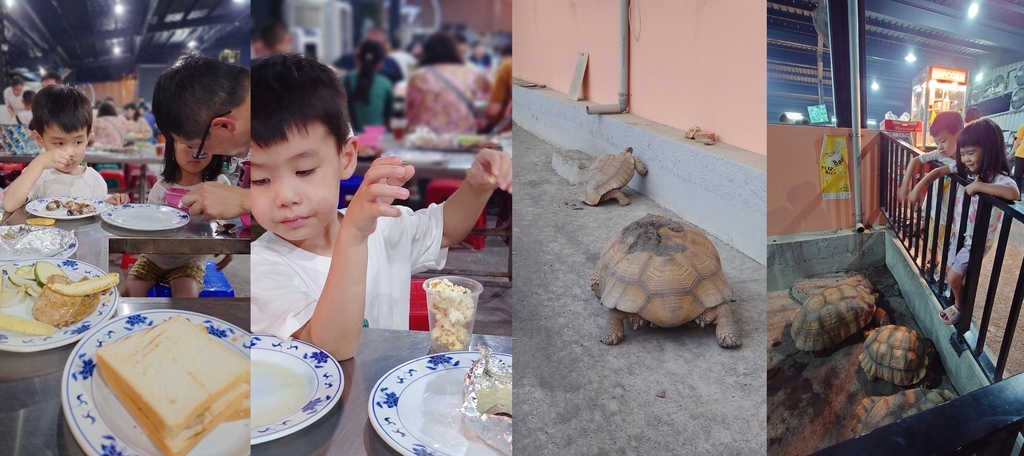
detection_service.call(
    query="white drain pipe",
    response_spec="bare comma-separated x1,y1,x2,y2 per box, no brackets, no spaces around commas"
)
848,0,865,233
586,0,629,115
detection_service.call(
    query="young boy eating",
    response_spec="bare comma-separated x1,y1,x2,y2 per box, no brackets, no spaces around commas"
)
250,54,512,360
3,85,129,213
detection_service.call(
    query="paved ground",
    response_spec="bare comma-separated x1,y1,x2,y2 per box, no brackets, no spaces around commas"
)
767,268,953,455
512,126,767,455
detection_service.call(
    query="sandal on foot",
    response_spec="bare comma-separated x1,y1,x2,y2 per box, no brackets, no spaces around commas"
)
939,305,961,325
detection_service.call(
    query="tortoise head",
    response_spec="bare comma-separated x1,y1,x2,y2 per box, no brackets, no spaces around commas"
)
621,147,634,156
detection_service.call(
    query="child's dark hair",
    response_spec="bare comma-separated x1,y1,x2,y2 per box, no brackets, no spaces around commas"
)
10,76,23,87
28,85,92,135
352,40,386,104
21,90,34,107
955,118,1010,183
41,71,61,84
161,135,227,184
930,111,964,137
152,53,249,141
251,54,351,150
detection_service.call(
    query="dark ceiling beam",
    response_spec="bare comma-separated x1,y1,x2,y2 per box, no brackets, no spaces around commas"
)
863,0,1024,52
988,1,1024,16
149,13,240,33
182,0,203,22
55,28,138,48
16,0,72,67
132,0,162,62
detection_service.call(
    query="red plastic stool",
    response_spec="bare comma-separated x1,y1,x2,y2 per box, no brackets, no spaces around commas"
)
424,179,486,249
0,163,25,171
121,254,138,270
126,165,159,200
98,169,126,192
410,278,429,331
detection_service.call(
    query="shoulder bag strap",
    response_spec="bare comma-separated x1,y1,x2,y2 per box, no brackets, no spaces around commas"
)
425,66,476,115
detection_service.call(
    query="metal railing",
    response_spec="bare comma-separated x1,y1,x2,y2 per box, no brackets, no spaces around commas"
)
880,132,1024,382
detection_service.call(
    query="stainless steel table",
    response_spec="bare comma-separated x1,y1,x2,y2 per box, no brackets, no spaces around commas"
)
0,297,250,456
252,329,512,455
0,206,250,271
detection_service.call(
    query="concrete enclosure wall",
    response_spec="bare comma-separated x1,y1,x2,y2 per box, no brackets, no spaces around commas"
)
767,125,883,236
512,0,766,154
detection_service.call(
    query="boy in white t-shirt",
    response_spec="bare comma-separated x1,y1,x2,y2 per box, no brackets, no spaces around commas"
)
2,85,129,212
250,54,511,360
896,111,964,251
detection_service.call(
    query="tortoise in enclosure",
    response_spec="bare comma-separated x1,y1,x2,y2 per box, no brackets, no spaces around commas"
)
581,147,648,206
592,214,740,348
853,388,954,436
790,276,889,353
859,325,934,386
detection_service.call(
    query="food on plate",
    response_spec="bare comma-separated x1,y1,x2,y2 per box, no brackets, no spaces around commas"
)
46,272,119,296
45,200,61,211
42,199,97,216
32,261,68,286
462,346,513,455
31,275,103,328
426,278,477,351
0,312,56,335
26,217,55,226
96,315,250,456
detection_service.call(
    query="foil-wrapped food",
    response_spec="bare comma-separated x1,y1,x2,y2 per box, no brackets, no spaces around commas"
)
0,226,75,261
462,345,512,455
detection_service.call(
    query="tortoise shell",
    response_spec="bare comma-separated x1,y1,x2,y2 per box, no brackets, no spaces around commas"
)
790,279,878,351
592,214,732,327
852,388,953,436
859,325,932,386
582,148,638,205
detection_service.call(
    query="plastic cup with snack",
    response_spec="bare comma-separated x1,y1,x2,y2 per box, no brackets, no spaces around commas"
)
164,187,189,209
424,276,483,352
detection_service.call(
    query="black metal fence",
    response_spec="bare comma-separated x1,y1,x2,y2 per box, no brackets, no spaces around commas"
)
880,132,1024,383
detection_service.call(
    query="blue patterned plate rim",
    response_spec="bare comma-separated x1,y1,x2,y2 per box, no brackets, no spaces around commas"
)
100,204,190,231
368,351,512,456
249,334,344,445
60,309,250,456
0,225,78,261
0,258,116,353
26,197,108,220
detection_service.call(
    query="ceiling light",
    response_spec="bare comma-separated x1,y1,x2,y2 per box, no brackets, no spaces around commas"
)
114,45,121,56
232,0,245,3
867,119,878,125
905,52,917,62
975,73,983,82
115,2,123,14
968,3,979,18
785,112,804,120
871,81,879,90
38,66,45,76
5,0,13,9
187,40,198,49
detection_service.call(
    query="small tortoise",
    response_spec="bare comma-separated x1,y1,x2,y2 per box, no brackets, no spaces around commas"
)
581,147,648,206
859,325,934,386
592,214,739,347
790,276,889,353
853,388,954,436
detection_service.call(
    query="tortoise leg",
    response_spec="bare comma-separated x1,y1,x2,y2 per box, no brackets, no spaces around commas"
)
696,303,742,348
604,189,630,206
634,157,648,176
601,308,631,345
874,307,891,326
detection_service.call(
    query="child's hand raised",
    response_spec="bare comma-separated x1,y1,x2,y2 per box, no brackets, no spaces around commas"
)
39,148,76,170
342,156,413,239
466,148,512,194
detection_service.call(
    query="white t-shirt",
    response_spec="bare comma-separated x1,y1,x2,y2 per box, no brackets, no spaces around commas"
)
140,175,232,271
4,87,25,115
919,150,955,222
26,167,108,202
251,203,448,340
15,111,32,126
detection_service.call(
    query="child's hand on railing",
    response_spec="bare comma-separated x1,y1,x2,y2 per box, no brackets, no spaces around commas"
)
907,187,923,204
897,184,911,202
965,181,981,196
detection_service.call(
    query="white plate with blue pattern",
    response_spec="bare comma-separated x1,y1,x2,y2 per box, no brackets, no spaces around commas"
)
0,258,116,353
26,196,108,220
369,351,512,456
61,310,251,456
250,334,344,445
101,204,190,231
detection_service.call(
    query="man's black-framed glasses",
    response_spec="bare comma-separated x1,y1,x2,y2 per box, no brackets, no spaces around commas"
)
192,111,232,159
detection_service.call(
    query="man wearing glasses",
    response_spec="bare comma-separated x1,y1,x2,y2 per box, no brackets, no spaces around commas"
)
151,53,251,220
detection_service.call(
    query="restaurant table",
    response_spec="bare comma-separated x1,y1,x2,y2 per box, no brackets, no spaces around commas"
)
0,146,164,201
252,328,513,456
0,297,250,456
0,205,250,271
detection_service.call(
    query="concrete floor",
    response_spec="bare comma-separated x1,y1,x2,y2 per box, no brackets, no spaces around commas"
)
512,126,768,455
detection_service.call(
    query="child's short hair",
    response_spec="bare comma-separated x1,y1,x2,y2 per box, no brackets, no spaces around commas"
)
152,53,249,141
251,54,352,150
10,76,23,87
21,90,34,107
955,118,1010,182
930,111,964,137
28,85,92,135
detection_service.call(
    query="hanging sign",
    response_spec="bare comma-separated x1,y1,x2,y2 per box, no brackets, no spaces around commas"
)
820,134,851,200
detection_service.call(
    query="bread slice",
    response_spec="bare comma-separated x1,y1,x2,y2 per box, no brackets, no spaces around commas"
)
96,315,249,455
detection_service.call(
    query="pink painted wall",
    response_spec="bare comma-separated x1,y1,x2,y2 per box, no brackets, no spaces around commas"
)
767,125,883,236
512,0,766,155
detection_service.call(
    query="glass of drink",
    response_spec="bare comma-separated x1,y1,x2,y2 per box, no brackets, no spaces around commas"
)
391,118,408,142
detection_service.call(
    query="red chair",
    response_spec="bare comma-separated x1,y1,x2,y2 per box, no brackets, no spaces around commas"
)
424,178,486,249
98,169,126,192
126,164,158,201
410,278,429,331
0,163,25,172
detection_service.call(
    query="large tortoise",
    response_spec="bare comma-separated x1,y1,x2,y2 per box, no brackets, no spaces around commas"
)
853,388,954,436
859,325,934,386
592,214,740,347
581,147,648,206
790,276,888,353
